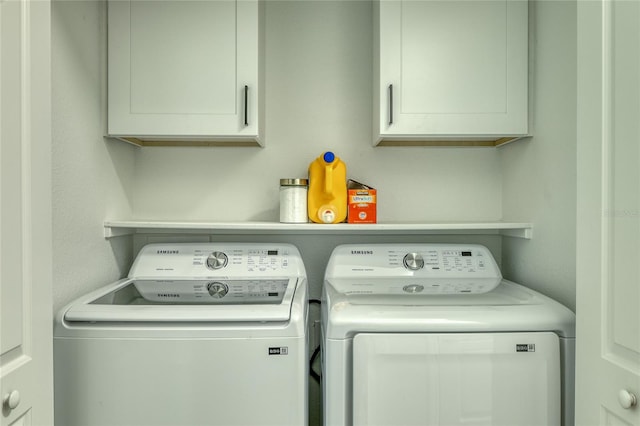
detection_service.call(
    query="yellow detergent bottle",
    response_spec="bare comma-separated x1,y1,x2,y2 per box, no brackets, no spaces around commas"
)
308,151,347,224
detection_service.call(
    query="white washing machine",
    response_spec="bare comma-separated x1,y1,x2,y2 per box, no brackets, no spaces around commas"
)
322,244,575,426
54,243,308,426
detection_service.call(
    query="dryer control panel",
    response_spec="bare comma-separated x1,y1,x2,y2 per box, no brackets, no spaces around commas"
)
325,244,502,294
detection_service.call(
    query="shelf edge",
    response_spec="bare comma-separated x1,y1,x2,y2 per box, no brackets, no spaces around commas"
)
104,221,533,239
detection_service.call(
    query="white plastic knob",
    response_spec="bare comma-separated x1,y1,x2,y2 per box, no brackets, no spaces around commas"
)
3,390,20,410
618,389,637,409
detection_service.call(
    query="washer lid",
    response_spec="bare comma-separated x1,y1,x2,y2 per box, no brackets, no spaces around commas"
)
63,278,298,322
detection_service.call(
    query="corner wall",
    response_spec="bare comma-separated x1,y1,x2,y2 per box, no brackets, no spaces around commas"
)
500,0,577,311
52,0,135,312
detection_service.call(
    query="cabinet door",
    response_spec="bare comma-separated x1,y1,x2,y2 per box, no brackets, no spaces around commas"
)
108,0,262,146
1,0,53,425
375,0,528,146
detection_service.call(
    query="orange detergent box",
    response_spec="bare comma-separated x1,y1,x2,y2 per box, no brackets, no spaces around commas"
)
347,180,377,224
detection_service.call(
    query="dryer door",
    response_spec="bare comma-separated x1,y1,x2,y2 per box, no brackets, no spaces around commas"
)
352,332,560,426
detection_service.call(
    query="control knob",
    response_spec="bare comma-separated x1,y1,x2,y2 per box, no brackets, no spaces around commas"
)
403,253,424,270
207,282,229,298
206,251,228,270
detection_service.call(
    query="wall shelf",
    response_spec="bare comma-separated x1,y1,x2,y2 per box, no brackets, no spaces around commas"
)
104,220,533,239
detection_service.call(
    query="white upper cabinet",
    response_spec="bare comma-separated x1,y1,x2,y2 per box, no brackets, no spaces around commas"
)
374,0,528,147
108,0,264,146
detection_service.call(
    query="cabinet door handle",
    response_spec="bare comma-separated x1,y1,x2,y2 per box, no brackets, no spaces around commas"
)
3,390,20,410
244,85,249,126
619,389,638,409
388,84,393,126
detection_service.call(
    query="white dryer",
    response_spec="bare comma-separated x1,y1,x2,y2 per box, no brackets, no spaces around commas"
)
55,243,308,426
322,244,575,426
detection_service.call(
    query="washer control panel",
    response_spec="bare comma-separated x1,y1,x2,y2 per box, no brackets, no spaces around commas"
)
129,243,304,279
325,244,502,294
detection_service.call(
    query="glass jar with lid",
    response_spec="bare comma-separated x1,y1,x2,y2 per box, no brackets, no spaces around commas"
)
279,178,308,223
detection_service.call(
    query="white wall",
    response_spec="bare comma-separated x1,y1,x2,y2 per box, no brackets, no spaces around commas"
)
132,0,503,223
500,0,577,311
52,0,135,312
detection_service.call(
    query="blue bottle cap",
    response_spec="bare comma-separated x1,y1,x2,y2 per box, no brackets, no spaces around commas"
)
323,151,335,163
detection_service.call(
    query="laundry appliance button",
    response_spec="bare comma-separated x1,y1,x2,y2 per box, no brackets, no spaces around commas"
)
206,251,229,270
403,253,425,270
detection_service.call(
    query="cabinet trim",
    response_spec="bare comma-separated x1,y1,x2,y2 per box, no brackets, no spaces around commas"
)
110,136,261,147
377,136,525,147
